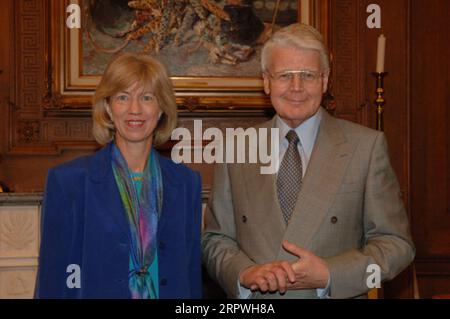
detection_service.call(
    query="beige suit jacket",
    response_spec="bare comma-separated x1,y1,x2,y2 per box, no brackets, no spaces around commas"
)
201,108,415,299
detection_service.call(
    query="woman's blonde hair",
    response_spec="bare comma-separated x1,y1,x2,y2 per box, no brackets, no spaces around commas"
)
92,53,177,146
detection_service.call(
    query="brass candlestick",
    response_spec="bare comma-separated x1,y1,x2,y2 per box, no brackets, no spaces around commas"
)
373,72,387,131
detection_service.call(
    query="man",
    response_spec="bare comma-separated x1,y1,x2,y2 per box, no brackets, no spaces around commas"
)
201,23,415,299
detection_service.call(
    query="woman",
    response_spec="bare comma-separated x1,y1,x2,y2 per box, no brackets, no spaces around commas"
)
35,53,202,298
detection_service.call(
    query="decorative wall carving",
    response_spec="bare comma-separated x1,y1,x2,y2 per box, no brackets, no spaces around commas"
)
0,213,35,251
16,0,43,112
42,120,93,141
17,121,40,143
0,204,39,299
0,206,39,258
0,268,37,299
177,116,272,133
331,0,360,124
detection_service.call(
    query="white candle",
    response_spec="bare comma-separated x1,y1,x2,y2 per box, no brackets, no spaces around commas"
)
376,34,386,73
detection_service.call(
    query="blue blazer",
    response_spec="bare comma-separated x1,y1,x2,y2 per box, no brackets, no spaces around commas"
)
35,143,202,298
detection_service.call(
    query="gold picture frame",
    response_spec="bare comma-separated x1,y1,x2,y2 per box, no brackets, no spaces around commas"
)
46,0,329,111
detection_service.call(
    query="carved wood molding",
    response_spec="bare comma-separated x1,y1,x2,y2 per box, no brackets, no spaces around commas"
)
0,206,39,298
6,0,98,155
330,0,365,125
15,0,43,114
331,0,356,119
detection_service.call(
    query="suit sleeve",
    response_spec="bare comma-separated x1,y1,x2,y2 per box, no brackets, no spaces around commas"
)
35,168,77,298
201,163,255,298
324,132,415,298
188,170,203,298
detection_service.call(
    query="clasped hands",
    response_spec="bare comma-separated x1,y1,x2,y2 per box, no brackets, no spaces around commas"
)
239,240,330,294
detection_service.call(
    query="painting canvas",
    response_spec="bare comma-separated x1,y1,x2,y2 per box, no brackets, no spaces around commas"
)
82,0,302,78
53,0,322,108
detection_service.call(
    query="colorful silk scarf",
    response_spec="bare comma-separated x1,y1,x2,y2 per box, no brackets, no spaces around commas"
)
111,143,163,299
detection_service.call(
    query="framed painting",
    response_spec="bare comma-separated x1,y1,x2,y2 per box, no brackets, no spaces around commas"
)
46,0,330,111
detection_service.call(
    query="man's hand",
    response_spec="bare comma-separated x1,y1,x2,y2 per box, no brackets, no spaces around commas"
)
239,261,296,294
282,240,330,289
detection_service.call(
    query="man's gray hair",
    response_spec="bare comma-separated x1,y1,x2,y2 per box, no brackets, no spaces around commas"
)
261,23,330,72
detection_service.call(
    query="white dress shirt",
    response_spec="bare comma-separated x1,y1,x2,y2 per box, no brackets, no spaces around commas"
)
276,108,322,177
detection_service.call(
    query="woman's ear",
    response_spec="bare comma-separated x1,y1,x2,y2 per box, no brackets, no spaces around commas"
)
105,101,113,120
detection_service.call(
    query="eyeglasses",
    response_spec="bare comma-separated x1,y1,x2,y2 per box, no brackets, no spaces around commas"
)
268,70,324,85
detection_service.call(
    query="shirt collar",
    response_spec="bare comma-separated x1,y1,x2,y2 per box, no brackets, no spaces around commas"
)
275,108,322,157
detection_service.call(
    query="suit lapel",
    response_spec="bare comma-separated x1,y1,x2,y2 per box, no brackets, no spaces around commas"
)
278,110,354,258
88,143,130,239
156,153,180,233
241,118,286,242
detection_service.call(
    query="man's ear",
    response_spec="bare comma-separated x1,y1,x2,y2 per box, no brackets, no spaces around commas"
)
322,69,330,94
263,72,271,95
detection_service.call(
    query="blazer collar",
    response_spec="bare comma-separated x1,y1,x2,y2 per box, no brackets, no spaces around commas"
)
88,142,113,183
155,152,181,232
87,142,181,235
240,117,284,242
88,142,181,187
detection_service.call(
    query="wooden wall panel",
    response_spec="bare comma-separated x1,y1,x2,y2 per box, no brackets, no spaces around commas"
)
415,260,450,297
361,0,413,298
331,0,362,123
3,0,450,298
332,0,410,195
0,0,13,185
410,0,450,298
331,0,413,298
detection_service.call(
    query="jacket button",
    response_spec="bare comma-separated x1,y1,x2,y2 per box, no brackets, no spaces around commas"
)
331,216,338,224
160,278,167,286
242,215,247,223
159,241,166,250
